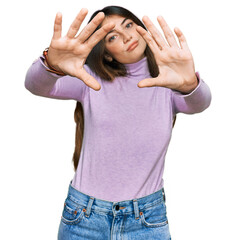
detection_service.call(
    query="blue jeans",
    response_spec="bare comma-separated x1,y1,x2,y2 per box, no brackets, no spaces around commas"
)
58,181,172,240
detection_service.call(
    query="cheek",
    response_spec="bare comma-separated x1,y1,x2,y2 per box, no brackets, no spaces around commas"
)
106,42,124,55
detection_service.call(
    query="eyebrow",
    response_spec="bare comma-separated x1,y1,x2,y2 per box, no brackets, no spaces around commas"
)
104,18,129,39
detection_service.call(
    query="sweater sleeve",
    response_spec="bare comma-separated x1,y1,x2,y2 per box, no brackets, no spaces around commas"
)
171,71,212,115
24,54,90,102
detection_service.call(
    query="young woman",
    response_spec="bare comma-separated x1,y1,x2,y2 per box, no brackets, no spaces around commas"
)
25,5,211,240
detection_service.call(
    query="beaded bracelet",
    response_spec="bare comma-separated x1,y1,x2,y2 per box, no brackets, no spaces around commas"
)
43,48,66,76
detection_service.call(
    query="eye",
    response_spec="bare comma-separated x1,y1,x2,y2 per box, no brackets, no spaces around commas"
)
108,35,117,42
126,22,133,28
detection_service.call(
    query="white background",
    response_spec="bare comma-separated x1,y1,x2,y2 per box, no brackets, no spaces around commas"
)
1,0,235,239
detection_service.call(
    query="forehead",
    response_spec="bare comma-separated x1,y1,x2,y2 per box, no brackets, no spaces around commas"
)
101,15,127,26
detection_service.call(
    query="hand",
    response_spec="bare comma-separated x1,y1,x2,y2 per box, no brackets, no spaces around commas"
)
136,16,198,94
47,9,115,91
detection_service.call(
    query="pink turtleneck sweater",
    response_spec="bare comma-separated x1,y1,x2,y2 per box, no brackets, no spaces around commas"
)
25,54,211,202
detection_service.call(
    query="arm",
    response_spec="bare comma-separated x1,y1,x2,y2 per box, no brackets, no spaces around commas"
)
136,15,212,113
171,71,212,114
25,8,116,99
25,54,89,102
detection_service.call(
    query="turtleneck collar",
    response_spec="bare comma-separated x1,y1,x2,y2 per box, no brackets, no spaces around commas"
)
124,56,149,77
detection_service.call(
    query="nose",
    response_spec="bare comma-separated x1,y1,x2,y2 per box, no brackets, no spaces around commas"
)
123,31,132,43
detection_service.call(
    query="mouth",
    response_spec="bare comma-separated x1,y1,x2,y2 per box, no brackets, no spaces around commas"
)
127,41,139,51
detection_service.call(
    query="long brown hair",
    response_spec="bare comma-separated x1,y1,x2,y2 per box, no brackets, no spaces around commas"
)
72,6,176,171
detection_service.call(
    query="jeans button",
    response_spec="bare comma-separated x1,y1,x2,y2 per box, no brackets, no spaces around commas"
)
115,205,120,210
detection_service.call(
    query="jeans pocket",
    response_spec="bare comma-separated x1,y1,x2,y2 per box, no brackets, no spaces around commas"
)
140,201,168,228
61,197,85,225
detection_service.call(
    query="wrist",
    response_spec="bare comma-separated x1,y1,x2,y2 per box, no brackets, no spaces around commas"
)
43,48,66,76
178,74,199,94
44,59,49,68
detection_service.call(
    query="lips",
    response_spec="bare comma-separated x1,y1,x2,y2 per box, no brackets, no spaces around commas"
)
127,41,138,51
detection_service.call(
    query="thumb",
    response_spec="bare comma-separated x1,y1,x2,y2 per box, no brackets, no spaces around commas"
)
76,69,101,91
138,76,166,88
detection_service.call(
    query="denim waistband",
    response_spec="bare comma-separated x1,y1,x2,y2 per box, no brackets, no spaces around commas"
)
66,181,166,219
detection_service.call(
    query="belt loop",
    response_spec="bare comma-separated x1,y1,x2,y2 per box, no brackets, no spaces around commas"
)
162,188,166,203
133,199,140,220
84,197,94,218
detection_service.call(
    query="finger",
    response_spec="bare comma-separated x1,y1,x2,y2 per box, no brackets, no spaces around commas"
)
76,69,101,91
156,16,179,48
142,16,167,49
136,26,161,55
138,78,157,88
66,8,88,39
138,77,166,88
174,27,190,51
53,12,62,40
86,22,115,48
76,11,106,43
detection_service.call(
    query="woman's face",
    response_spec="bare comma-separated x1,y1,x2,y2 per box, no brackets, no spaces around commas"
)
101,15,147,64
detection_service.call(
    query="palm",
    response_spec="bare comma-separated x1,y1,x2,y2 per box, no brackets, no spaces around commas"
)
136,16,198,94
49,38,87,77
